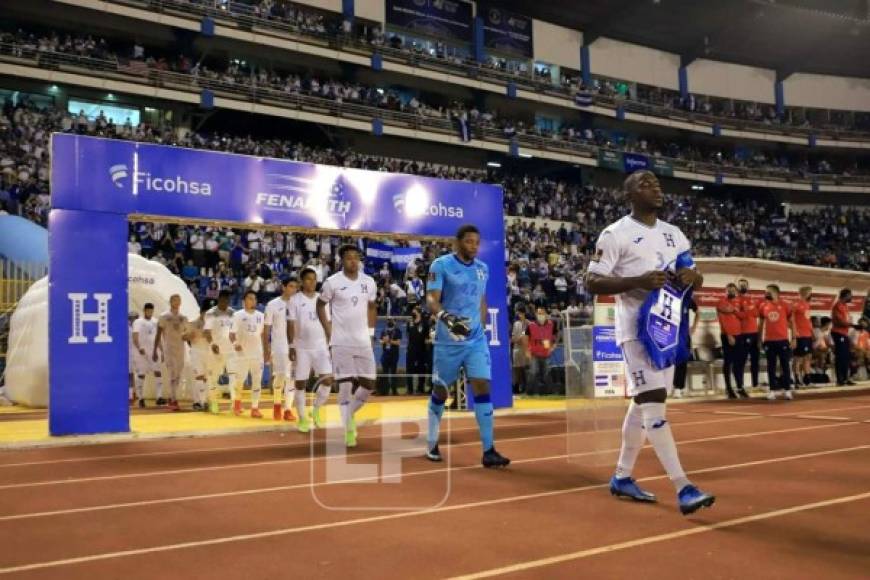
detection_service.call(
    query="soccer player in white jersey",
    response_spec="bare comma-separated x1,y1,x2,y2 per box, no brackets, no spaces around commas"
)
128,311,138,405
585,170,716,516
132,303,163,408
184,301,213,412
289,267,334,433
265,277,298,422
230,290,267,418
317,245,377,447
204,290,235,413
153,294,189,412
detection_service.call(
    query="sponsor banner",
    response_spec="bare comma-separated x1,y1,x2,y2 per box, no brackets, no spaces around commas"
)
597,149,623,172
622,152,650,174
651,157,673,177
481,4,532,57
50,134,511,437
386,0,473,42
592,325,626,398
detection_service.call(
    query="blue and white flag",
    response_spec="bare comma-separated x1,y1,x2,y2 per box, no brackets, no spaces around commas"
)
636,251,695,370
391,246,423,270
574,91,593,107
366,241,393,265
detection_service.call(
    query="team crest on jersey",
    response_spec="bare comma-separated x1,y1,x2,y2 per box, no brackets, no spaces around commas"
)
476,267,485,281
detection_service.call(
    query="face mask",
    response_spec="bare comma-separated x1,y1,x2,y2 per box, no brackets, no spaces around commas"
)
765,293,774,301
739,287,748,294
727,291,736,299
536,314,547,324
387,323,395,329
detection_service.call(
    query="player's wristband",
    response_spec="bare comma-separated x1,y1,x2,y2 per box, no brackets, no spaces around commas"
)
368,327,375,338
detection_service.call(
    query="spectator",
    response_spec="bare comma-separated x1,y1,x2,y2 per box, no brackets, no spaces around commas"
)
526,306,558,395
379,318,402,395
405,307,430,395
511,309,529,394
831,288,856,386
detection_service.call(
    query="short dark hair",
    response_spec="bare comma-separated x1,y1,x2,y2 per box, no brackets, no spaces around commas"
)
143,303,154,310
623,170,656,196
738,278,749,284
767,284,781,293
339,244,360,259
821,316,832,326
300,267,317,280
456,224,480,240
200,300,213,313
726,282,737,289
281,275,298,286
243,290,257,300
218,289,232,299
840,288,852,299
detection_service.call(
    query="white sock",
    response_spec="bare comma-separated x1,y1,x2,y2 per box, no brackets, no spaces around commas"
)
294,389,306,421
349,387,372,416
195,379,207,405
314,383,332,409
615,401,646,479
337,381,353,427
154,376,163,399
640,402,690,492
251,386,261,409
284,385,296,412
135,376,144,399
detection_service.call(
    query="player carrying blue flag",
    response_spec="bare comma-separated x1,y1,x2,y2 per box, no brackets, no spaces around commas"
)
425,224,510,468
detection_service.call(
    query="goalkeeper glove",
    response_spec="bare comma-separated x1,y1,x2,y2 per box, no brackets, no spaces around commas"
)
437,310,471,340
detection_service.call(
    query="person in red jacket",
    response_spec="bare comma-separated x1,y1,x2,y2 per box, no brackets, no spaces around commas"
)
716,283,748,399
736,278,761,389
758,284,794,400
831,288,856,386
525,306,559,395
791,286,814,387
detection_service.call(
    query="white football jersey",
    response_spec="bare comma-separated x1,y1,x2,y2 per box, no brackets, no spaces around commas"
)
288,291,328,350
231,309,265,356
132,317,158,351
187,317,210,353
586,215,691,346
203,306,235,350
319,271,376,348
264,296,291,353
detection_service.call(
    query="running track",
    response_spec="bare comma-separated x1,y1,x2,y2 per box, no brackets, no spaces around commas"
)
1,390,869,579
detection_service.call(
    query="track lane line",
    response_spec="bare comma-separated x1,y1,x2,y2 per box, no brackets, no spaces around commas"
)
1,442,868,575
0,421,857,522
450,490,870,579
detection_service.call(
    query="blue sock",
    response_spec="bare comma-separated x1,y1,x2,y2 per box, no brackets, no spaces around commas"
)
473,393,494,452
427,392,446,448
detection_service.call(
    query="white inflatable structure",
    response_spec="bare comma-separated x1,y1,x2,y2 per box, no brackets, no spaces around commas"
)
4,254,199,407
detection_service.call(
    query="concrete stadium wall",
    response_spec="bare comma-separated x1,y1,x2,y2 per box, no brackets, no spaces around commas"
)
687,59,776,104
784,73,870,112
532,19,582,70
589,37,680,91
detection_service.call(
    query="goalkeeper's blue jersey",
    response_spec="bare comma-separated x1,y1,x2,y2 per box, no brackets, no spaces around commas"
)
427,253,488,345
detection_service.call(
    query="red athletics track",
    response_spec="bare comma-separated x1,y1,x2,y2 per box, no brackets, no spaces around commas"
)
0,390,869,579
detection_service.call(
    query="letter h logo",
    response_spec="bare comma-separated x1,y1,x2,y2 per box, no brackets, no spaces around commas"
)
663,233,676,248
68,293,113,344
632,370,646,386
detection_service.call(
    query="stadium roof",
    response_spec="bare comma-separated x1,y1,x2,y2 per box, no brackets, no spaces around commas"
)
505,0,870,79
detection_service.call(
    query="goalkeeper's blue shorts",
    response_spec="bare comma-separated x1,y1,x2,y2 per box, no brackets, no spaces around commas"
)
432,336,491,386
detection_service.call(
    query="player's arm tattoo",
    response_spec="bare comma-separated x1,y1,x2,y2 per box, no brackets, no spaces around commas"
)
316,299,332,342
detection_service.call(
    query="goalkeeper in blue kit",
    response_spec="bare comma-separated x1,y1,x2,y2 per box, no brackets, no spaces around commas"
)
425,224,510,468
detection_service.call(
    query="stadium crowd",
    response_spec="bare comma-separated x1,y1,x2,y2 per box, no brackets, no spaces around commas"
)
2,27,868,181
3,97,869,273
